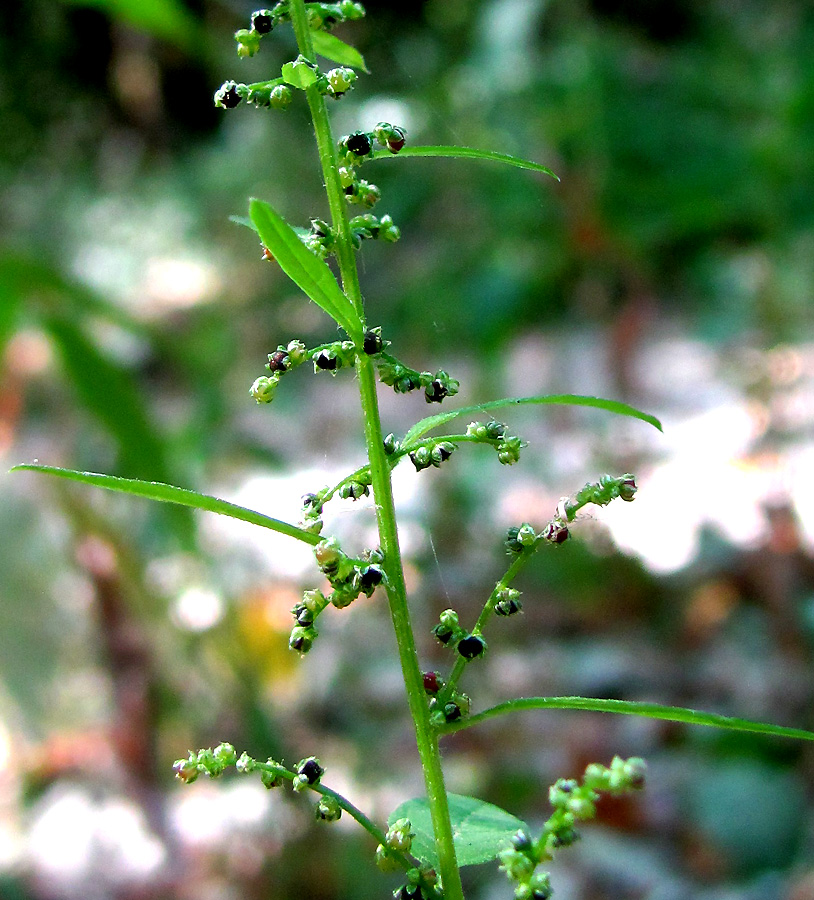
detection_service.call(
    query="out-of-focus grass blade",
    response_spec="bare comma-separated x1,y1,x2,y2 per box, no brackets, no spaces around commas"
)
11,465,322,545
404,395,663,444
439,696,814,743
249,198,362,340
370,146,559,180
61,0,201,50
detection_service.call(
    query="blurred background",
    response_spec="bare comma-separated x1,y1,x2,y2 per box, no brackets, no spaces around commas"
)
2,0,814,898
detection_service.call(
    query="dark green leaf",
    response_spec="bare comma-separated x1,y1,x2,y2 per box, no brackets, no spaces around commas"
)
62,0,201,50
11,465,322,545
249,198,362,339
404,395,663,444
389,794,526,868
438,697,814,743
370,146,559,180
310,30,368,71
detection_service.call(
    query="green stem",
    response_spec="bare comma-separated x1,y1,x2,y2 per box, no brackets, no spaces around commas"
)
288,5,465,897
435,696,814,742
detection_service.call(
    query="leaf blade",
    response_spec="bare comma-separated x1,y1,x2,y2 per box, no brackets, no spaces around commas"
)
404,395,663,444
11,465,321,545
389,794,526,869
310,30,368,71
370,146,559,180
438,697,814,743
249,198,362,339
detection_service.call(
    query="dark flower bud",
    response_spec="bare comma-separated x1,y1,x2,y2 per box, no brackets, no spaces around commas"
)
541,520,569,544
296,757,324,784
359,564,384,593
339,481,370,500
383,433,399,454
494,588,522,616
456,633,486,660
314,349,339,370
289,625,317,653
422,671,442,694
292,603,314,626
215,81,242,109
432,622,455,645
251,9,274,33
344,131,372,156
363,328,383,355
443,702,462,721
511,829,533,852
505,523,536,552
410,446,432,471
424,379,448,403
619,475,637,502
485,421,507,440
260,765,284,789
267,350,290,372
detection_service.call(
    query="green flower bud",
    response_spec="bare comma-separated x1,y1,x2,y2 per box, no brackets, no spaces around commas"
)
467,421,489,439
494,588,522,616
173,757,199,784
376,843,402,872
234,29,261,58
315,538,343,575
236,752,257,774
505,523,536,553
286,339,308,365
213,742,237,768
549,778,578,808
498,848,535,881
618,475,637,502
430,441,455,466
250,375,277,403
315,795,342,822
410,445,433,471
386,817,413,852
497,435,524,465
528,872,552,900
338,166,355,188
339,480,370,500
269,83,293,109
260,763,284,789
383,433,400,454
339,0,365,19
327,67,357,96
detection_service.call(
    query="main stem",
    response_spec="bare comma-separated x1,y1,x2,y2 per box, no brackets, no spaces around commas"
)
288,5,465,898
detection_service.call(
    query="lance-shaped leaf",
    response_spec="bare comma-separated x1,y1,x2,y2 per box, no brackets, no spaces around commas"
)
11,465,321,545
311,30,368,71
370,146,559,180
437,697,814,743
388,794,526,869
404,395,662,445
249,198,363,340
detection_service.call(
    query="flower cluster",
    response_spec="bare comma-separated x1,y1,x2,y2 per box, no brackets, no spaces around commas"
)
250,339,308,403
422,667,472,726
234,2,365,58
376,358,460,402
466,420,526,465
498,757,646,900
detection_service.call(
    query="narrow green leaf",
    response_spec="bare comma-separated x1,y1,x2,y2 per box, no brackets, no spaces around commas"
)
310,30,368,71
11,465,321,546
249,198,362,339
389,794,526,869
438,697,814,743
404,395,663,445
370,146,559,180
282,59,319,89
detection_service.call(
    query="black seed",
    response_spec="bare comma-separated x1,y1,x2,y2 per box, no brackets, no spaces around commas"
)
297,758,324,783
363,330,383,355
346,131,372,155
432,623,455,645
456,634,486,660
218,85,242,108
251,10,273,33
424,379,448,403
359,565,383,589
443,702,462,721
